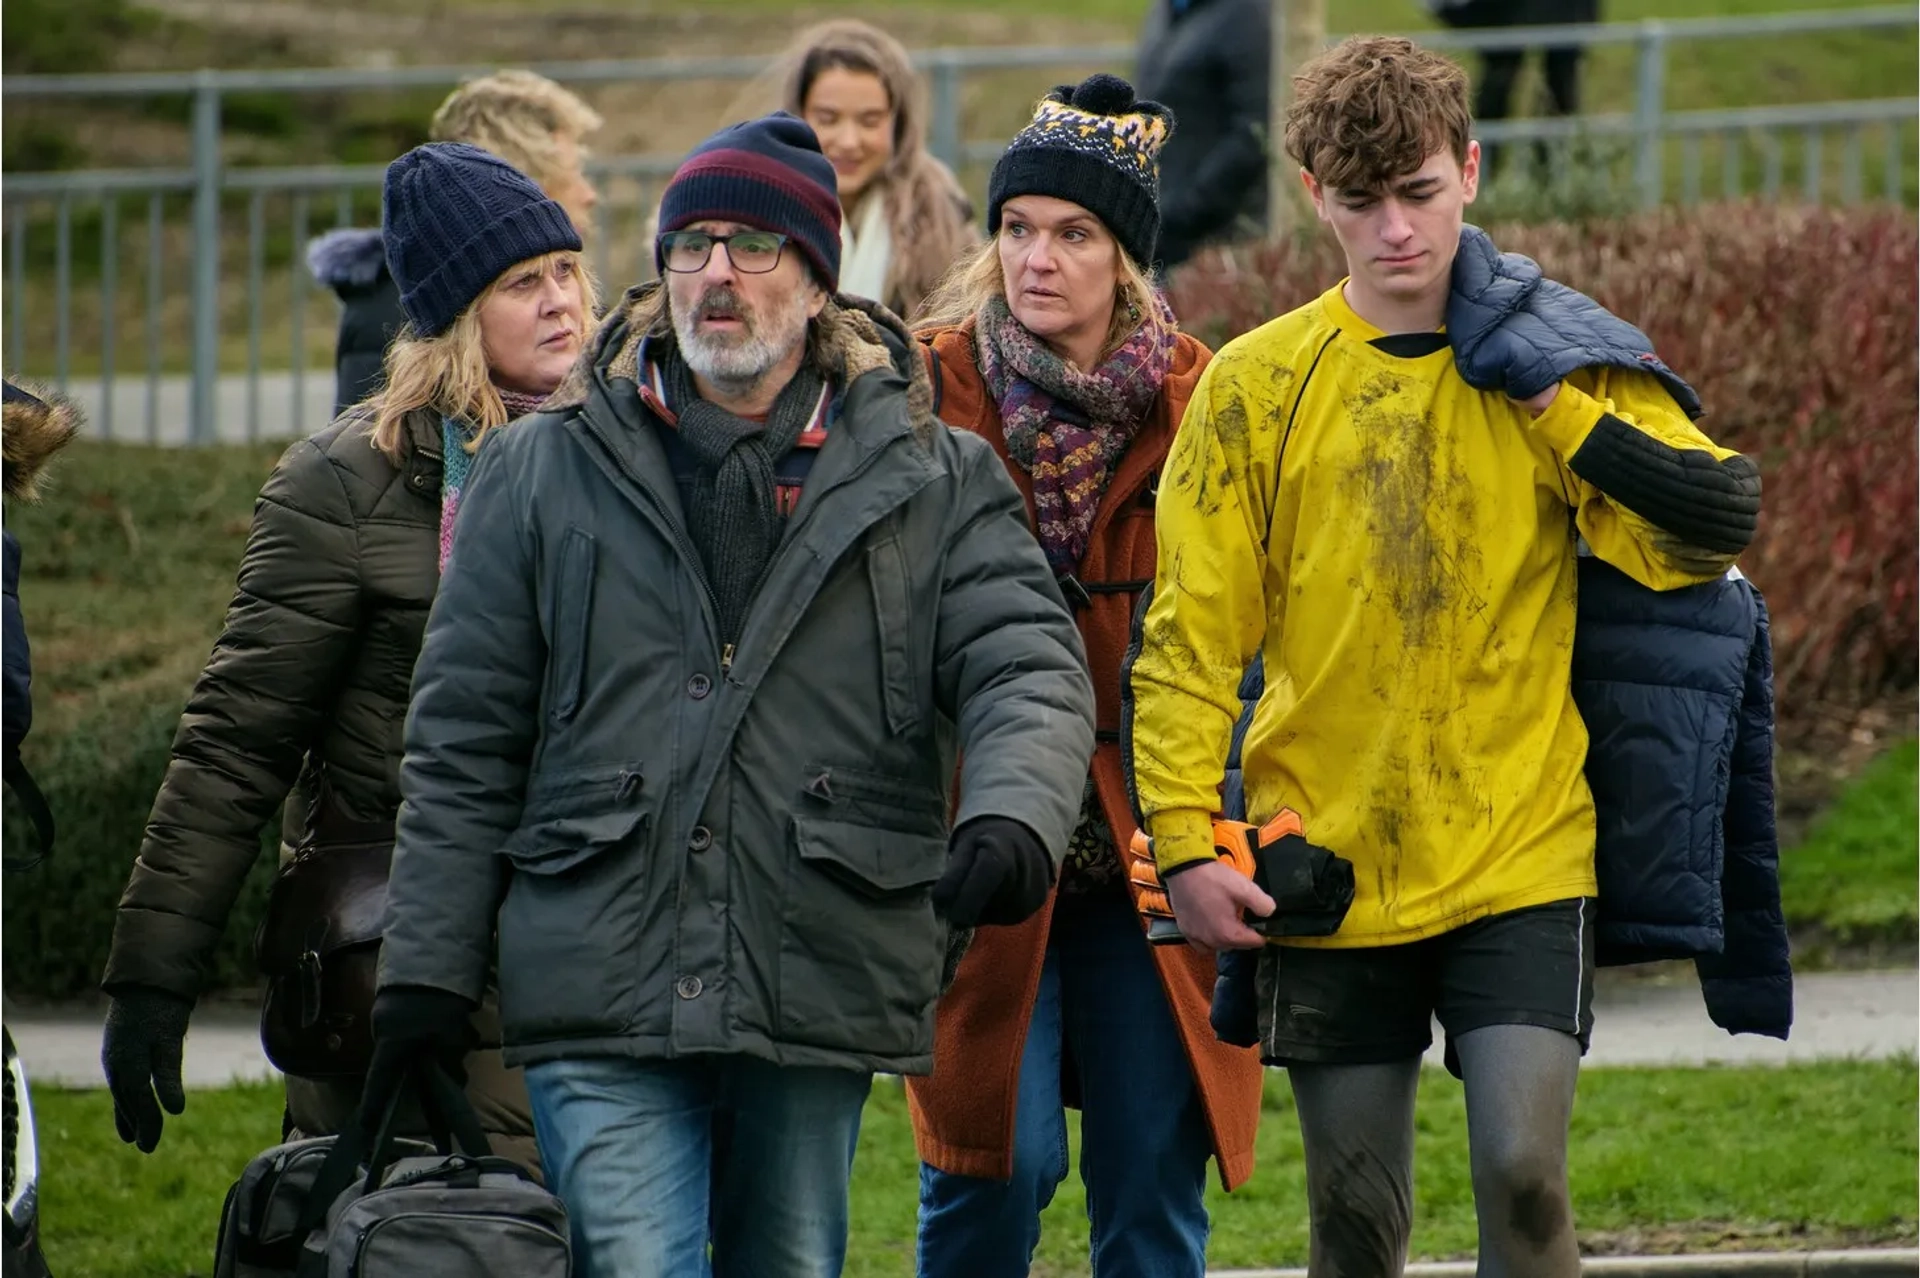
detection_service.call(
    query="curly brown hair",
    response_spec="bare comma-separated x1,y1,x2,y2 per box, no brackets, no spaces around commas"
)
1284,36,1472,192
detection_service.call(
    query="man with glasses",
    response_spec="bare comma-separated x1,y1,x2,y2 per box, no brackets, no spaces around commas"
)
369,111,1096,1278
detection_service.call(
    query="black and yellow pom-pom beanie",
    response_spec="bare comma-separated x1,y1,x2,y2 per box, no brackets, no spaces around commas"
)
987,73,1176,269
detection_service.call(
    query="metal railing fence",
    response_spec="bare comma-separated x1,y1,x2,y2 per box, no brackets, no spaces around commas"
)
2,8,1914,444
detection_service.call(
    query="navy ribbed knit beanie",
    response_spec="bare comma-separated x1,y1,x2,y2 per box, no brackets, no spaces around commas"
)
382,142,582,337
656,113,843,291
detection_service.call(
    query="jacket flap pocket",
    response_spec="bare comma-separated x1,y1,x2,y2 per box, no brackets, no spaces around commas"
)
800,763,945,837
500,766,647,875
792,816,947,899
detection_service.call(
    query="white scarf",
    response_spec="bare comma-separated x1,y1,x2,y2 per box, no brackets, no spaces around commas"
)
838,190,893,305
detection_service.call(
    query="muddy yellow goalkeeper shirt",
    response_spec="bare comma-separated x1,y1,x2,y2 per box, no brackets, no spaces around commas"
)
1129,282,1756,947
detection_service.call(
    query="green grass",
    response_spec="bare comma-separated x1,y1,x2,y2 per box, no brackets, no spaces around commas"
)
1,439,289,999
31,1061,1918,1277
11,438,285,732
1780,739,1919,941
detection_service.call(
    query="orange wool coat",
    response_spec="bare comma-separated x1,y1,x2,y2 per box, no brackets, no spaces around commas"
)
904,320,1264,1192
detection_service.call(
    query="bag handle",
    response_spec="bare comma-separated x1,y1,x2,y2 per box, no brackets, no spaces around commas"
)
362,1062,491,1190
292,1058,491,1260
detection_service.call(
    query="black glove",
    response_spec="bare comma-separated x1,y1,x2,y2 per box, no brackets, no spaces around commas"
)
1249,833,1356,938
1210,949,1260,1049
101,987,194,1153
933,816,1056,929
360,985,477,1127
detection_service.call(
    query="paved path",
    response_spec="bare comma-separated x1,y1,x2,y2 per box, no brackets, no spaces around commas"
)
1572,967,1916,1068
1214,1251,1920,1276
53,372,329,446
9,969,1914,1091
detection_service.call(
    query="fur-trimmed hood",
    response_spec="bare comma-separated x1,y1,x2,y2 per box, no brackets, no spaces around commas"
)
4,381,79,503
306,227,390,294
546,282,935,444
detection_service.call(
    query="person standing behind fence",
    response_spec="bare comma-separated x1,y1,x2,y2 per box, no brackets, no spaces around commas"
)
908,75,1264,1278
1134,0,1271,273
99,142,595,1173
306,69,604,418
1427,0,1599,178
783,20,977,317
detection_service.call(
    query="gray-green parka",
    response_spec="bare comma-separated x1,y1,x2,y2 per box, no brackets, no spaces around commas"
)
377,288,1097,1075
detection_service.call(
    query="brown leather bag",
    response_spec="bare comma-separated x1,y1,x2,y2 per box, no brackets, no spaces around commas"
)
255,776,394,1079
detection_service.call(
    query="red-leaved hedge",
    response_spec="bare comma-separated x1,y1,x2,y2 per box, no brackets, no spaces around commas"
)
1166,204,1919,747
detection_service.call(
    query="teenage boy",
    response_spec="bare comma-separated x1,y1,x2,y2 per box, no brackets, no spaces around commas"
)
1127,35,1758,1277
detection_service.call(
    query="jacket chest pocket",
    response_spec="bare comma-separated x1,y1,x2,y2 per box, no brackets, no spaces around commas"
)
866,532,920,735
543,527,597,727
495,763,650,1042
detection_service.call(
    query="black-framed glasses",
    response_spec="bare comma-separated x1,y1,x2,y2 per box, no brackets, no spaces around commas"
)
658,230,790,274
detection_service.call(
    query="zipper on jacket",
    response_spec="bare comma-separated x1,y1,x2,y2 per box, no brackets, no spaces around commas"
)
589,375,917,686
725,427,916,664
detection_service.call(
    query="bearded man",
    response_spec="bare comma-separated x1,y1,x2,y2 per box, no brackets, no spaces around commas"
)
365,112,1097,1278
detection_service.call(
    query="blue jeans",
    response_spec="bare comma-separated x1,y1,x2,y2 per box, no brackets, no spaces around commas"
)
524,1053,871,1278
917,890,1213,1278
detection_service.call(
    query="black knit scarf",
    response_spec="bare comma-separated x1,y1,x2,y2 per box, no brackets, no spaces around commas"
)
661,346,827,646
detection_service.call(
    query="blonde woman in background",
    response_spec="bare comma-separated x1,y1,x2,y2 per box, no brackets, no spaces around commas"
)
429,69,604,236
100,142,594,1174
784,19,977,316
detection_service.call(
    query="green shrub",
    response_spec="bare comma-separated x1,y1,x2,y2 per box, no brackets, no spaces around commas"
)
2,695,281,1001
1471,136,1642,225
3,439,285,1001
1,0,162,75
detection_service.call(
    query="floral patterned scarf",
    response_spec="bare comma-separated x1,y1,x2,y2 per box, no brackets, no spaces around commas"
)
975,291,1177,574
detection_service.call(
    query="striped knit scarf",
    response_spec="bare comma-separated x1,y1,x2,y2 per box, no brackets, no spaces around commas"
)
976,292,1176,574
438,389,547,572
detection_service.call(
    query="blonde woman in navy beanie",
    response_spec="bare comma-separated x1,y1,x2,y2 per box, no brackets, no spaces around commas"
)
907,75,1264,1278
100,141,593,1173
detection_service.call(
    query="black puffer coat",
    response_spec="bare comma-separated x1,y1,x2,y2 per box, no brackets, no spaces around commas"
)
307,228,406,418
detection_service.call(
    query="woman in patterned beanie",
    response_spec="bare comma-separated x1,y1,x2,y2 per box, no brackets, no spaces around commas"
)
907,74,1264,1277
99,141,594,1175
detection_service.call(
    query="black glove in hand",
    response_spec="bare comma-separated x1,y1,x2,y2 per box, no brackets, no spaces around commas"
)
101,987,194,1153
933,816,1056,928
361,985,477,1124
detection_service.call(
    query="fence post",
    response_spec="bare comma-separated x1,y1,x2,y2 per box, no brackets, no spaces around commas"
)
928,53,961,172
1633,21,1668,209
189,70,222,445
